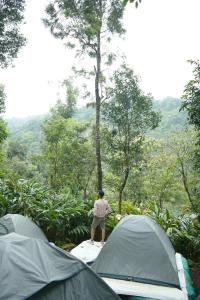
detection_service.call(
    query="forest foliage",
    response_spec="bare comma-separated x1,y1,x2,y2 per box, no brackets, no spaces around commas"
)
2,92,200,262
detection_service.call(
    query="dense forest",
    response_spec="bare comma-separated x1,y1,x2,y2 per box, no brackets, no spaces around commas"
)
1,89,199,262
0,0,199,275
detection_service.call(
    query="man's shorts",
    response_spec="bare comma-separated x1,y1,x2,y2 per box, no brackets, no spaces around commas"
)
91,216,105,229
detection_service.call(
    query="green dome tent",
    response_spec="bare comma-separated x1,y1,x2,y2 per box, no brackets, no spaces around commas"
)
0,233,120,300
0,214,48,242
92,215,179,288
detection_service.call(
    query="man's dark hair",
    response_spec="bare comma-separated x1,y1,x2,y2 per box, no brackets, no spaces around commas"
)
98,190,104,198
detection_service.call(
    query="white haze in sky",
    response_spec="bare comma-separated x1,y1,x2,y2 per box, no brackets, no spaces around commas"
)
0,0,200,117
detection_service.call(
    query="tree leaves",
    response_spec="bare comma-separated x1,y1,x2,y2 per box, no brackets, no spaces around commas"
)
122,0,142,8
0,0,26,68
182,60,200,131
102,63,160,210
0,84,6,114
43,0,125,56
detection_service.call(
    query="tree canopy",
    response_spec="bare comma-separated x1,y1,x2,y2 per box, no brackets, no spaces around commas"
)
182,60,200,172
50,79,78,119
102,64,160,212
43,0,125,191
43,0,125,50
0,84,7,144
0,84,6,113
0,0,26,68
182,60,200,131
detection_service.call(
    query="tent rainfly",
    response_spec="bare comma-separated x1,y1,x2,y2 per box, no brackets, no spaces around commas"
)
0,233,120,300
92,215,180,288
0,214,48,242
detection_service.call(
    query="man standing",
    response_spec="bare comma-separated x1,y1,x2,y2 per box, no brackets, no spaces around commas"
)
88,190,111,245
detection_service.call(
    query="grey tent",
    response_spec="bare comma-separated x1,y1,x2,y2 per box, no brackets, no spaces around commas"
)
0,214,48,241
92,215,180,288
0,233,120,300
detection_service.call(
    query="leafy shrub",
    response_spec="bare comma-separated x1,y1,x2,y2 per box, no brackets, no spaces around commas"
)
145,201,179,234
0,178,91,243
145,202,200,262
171,215,200,262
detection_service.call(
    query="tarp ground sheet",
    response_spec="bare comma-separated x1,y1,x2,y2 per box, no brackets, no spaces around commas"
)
92,215,180,288
0,233,120,300
0,214,48,241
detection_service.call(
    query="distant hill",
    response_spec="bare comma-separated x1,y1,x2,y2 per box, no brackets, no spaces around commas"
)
5,97,188,153
5,115,45,153
149,97,188,138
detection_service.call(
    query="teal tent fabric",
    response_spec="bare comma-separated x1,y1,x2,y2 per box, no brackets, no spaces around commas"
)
92,215,180,288
0,214,48,241
181,256,196,300
0,233,120,300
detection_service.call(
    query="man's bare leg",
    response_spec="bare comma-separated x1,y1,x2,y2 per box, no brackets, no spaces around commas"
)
91,228,95,241
101,228,105,242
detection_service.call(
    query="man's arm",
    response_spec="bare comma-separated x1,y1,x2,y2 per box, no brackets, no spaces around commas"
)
106,203,112,215
93,200,98,216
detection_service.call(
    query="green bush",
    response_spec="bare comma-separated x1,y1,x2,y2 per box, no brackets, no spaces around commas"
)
145,202,200,262
171,215,200,262
0,178,91,243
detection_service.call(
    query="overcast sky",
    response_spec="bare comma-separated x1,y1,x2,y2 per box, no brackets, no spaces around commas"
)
0,0,200,118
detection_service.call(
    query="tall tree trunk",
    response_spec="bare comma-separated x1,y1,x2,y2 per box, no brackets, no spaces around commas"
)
95,31,102,191
118,167,129,213
51,142,58,189
83,166,95,200
158,181,170,210
83,188,87,200
180,161,197,212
